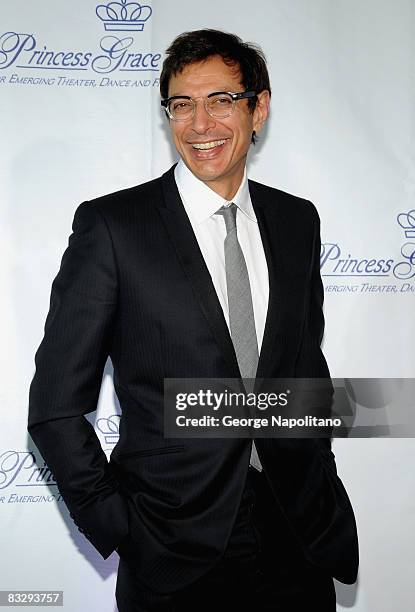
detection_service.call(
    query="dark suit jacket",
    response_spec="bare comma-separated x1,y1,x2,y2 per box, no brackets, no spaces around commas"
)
28,164,358,593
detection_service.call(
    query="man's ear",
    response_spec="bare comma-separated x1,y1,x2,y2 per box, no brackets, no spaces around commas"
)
252,90,270,134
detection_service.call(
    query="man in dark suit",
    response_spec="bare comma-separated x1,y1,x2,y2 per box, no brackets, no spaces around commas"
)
28,29,358,611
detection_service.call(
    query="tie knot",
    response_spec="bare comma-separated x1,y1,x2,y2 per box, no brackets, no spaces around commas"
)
216,203,237,234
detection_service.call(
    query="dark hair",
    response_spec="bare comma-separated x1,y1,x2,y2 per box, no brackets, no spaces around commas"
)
160,29,271,144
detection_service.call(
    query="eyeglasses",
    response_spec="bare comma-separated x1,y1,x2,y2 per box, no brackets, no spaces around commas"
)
160,90,257,121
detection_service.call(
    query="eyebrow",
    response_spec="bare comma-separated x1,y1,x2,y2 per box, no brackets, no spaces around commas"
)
167,86,240,97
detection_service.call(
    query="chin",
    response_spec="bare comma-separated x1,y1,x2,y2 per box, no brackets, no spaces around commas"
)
188,161,227,180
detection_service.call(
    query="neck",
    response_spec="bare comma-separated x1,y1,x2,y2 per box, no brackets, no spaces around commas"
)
202,168,246,201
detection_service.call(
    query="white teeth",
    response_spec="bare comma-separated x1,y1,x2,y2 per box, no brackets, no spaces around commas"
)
192,139,227,150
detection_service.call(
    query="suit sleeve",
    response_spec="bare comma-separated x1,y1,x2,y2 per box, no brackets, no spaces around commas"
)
28,201,129,559
266,203,359,584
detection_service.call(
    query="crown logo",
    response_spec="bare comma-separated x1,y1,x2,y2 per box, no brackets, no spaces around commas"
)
96,415,120,445
96,1,152,31
397,209,415,239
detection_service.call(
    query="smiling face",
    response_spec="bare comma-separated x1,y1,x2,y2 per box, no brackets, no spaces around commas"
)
167,55,269,200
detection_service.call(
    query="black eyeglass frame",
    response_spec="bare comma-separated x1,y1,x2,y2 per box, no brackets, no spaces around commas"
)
160,90,257,120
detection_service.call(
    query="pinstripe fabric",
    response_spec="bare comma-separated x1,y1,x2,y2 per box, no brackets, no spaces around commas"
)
28,165,358,595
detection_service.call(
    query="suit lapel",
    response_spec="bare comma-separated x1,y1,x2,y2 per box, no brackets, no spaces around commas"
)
249,180,284,379
158,166,283,380
159,166,240,378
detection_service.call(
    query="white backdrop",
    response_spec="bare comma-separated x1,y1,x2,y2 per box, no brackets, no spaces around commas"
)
1,1,414,610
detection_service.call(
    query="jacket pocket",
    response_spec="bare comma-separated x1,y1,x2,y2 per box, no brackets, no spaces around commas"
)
117,445,186,460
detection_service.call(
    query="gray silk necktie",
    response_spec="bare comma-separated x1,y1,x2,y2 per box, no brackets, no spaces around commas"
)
216,203,262,471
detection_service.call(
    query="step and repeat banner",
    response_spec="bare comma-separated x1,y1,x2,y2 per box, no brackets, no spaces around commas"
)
1,1,414,610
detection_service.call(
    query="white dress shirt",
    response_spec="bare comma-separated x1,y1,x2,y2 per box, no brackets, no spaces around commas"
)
174,159,269,353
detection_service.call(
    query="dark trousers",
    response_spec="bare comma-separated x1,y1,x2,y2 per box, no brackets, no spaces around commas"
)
116,466,336,611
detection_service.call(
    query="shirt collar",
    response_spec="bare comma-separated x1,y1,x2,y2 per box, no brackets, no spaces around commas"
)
174,159,257,225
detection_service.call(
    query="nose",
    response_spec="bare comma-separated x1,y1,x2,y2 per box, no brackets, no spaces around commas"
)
191,99,216,133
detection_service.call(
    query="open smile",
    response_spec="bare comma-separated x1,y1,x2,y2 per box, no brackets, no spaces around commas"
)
188,138,230,160
191,139,228,150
